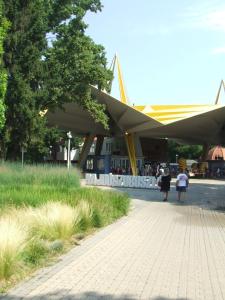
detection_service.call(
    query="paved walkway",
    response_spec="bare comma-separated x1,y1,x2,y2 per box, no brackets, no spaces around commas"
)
3,179,225,300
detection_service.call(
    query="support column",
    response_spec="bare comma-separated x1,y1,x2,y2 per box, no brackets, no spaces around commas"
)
95,135,104,156
125,133,137,176
78,134,95,169
201,143,210,161
112,55,138,175
133,134,143,157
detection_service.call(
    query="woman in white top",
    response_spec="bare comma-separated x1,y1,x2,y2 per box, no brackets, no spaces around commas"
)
176,169,189,201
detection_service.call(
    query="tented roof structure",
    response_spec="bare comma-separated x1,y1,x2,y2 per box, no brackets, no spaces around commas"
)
47,85,225,145
46,55,225,175
47,55,225,147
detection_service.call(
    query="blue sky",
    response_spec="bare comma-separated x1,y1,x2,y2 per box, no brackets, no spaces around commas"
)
85,0,225,105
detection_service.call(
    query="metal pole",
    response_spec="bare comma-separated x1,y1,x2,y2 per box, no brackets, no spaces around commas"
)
67,138,71,170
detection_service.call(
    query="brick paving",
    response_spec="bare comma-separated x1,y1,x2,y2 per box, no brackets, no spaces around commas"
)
2,179,225,300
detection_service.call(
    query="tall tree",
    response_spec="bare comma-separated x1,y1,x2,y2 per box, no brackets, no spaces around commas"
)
44,3,112,129
2,0,50,159
2,0,112,160
0,0,9,131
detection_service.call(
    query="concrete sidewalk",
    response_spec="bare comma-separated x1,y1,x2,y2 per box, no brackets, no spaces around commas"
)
3,179,225,300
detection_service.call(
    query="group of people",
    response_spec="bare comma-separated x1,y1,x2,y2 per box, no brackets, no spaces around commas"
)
158,168,189,202
111,163,160,177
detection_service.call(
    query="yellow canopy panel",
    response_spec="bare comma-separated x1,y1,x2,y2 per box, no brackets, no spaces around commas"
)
134,104,220,124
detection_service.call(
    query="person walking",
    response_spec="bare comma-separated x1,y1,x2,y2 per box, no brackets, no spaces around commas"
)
176,169,189,201
158,167,171,202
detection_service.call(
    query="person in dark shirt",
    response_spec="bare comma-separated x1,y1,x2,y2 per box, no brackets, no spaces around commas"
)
158,168,171,202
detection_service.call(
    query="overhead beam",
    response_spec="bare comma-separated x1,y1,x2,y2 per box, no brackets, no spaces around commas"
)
117,108,129,125
127,121,154,133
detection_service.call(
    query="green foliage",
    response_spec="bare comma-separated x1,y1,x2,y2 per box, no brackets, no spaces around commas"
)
0,0,9,131
69,188,130,226
168,140,203,162
45,19,112,129
2,0,112,160
91,209,102,228
22,239,49,265
2,0,50,159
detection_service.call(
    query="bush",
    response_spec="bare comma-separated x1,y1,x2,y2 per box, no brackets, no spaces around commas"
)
22,239,49,265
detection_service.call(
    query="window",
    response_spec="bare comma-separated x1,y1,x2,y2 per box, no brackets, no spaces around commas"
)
86,158,94,170
106,142,112,153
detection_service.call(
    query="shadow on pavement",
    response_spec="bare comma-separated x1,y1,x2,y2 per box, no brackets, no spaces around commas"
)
111,180,225,229
114,181,225,211
0,290,191,300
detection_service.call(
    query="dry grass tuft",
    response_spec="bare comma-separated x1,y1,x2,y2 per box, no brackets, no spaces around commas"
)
0,217,28,279
29,202,80,240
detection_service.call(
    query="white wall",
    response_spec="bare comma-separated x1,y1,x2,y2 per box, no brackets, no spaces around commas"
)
56,147,79,161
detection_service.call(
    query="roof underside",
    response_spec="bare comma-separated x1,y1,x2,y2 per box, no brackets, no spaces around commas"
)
46,86,225,145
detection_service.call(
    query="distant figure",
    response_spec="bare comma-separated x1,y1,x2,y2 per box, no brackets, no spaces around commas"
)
159,166,164,175
158,168,171,202
152,168,157,179
216,167,221,178
176,169,189,201
157,165,164,178
185,168,190,177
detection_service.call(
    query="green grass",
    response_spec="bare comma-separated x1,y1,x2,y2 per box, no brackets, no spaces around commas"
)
0,163,130,227
0,163,80,208
0,163,130,290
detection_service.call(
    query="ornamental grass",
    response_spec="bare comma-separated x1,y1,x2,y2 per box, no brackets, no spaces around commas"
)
28,202,80,240
0,217,28,280
0,163,130,288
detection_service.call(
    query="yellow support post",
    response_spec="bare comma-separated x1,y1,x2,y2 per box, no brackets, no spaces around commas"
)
115,55,137,175
125,133,137,175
